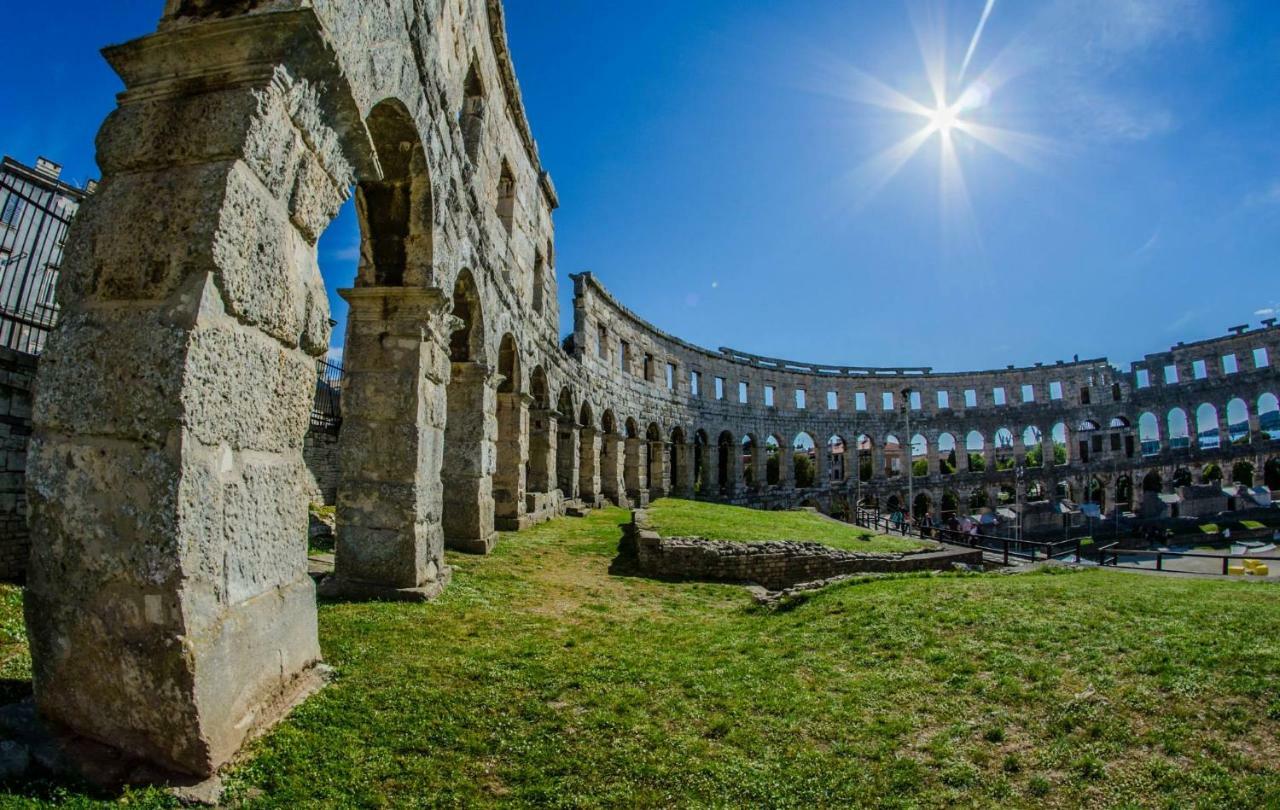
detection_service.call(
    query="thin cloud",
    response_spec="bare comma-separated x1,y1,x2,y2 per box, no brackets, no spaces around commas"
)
1244,181,1280,207
1133,230,1159,258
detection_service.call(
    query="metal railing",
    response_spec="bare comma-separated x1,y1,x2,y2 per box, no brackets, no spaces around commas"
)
310,358,343,434
0,175,72,355
854,507,1079,564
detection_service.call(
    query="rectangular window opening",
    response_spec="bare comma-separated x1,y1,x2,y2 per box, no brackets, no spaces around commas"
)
738,381,749,404
1222,354,1238,374
1049,381,1063,401
764,385,775,407
855,392,867,412
714,376,725,400
1163,365,1178,384
1136,369,1150,389
1254,347,1270,369
993,387,1007,406
1192,359,1207,379
937,390,950,410
826,391,838,410
882,391,894,411
964,389,978,408
796,388,807,410
1021,384,1035,403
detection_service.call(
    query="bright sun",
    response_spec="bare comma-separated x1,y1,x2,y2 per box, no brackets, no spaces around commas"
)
927,102,960,136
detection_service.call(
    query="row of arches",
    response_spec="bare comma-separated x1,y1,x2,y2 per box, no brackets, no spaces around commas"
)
1137,395,1280,454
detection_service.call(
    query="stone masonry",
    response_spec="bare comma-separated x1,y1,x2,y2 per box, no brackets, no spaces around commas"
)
13,0,1280,783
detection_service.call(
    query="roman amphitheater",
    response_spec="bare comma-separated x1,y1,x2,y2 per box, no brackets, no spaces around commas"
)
1,0,1277,786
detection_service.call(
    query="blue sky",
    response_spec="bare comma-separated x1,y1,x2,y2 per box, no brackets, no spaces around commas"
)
4,1,1279,371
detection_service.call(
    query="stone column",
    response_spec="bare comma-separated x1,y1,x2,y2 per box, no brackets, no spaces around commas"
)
705,441,721,498
722,441,741,497
1217,410,1231,447
814,441,829,486
579,426,600,504
22,13,365,777
672,441,696,497
557,416,580,501
441,361,497,554
600,431,626,506
649,439,670,499
779,443,795,488
526,408,557,495
493,391,530,530
327,288,453,602
624,436,643,502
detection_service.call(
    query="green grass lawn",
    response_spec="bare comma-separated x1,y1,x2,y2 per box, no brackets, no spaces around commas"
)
646,498,929,553
2,507,1279,807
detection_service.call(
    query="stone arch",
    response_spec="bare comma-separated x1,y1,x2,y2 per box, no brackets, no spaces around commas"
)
828,434,848,482
937,432,957,475
555,387,578,497
1050,422,1069,465
1086,476,1106,510
442,268,494,554
1195,403,1220,449
965,430,985,473
856,433,875,482
765,434,782,486
459,55,486,164
669,426,690,496
941,490,960,518
1138,412,1160,456
525,366,553,495
493,333,525,529
909,433,927,478
883,433,902,478
1022,426,1043,468
718,430,738,492
1258,393,1280,440
693,429,710,494
647,422,667,498
793,431,816,487
625,417,645,502
912,491,931,522
1266,458,1280,490
578,401,599,501
741,433,758,487
356,98,433,287
993,427,1015,471
1226,397,1250,445
1142,470,1163,493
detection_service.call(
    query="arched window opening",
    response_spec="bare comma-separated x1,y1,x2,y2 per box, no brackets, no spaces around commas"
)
1142,471,1163,494
1022,426,1044,468
497,160,516,236
532,251,546,315
993,428,1015,471
793,432,816,488
765,436,781,485
1258,393,1280,440
1227,398,1251,445
937,433,957,475
358,99,431,287
857,434,874,482
910,434,927,478
741,435,757,487
828,435,847,481
1167,408,1190,450
1195,403,1220,450
1138,412,1160,456
460,59,486,163
449,271,480,362
965,431,985,473
1232,461,1255,487
1050,422,1069,466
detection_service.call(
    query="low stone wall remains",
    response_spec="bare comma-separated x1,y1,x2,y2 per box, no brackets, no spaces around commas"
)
626,509,984,591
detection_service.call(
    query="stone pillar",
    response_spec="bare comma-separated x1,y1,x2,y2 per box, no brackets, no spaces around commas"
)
649,439,670,498
779,444,795,488
705,441,721,498
814,442,829,486
624,436,643,502
328,288,453,601
441,361,497,554
493,391,530,530
557,416,580,501
600,431,626,506
579,426,600,504
526,408,557,494
722,441,741,497
1217,410,1231,447
672,441,695,497
22,14,363,776
870,445,883,481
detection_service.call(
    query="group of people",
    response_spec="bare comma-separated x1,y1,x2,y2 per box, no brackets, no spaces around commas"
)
884,508,992,541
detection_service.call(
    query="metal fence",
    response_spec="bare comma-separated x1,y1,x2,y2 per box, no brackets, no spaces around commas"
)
311,358,344,434
0,174,71,355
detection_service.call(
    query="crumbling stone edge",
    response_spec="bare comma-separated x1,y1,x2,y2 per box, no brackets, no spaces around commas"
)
623,508,985,594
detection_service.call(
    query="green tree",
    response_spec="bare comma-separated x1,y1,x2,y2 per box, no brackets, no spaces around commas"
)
795,453,815,488
968,452,986,473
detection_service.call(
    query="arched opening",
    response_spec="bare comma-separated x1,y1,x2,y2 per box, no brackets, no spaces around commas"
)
993,428,1015,471
625,418,644,502
1227,398,1251,445
741,434,758,487
1172,467,1193,488
884,434,902,478
1200,463,1223,484
1167,408,1191,450
1138,412,1160,456
937,432,957,475
1258,393,1280,440
718,431,737,492
1086,476,1106,510
857,434,874,482
493,334,524,529
997,483,1016,506
525,367,552,495
765,435,781,486
1266,458,1280,490
1076,420,1099,463
886,494,902,513
828,434,847,482
1142,471,1163,494
968,490,990,512
913,492,931,523
442,269,493,553
459,57,486,164
910,433,927,478
693,430,709,495
1026,479,1046,500
1050,422,1068,466
578,402,599,501
647,423,666,497
1022,426,1043,468
531,251,546,315
965,431,985,473
793,432,816,488
357,99,432,288
941,491,960,520
1232,461,1255,487
556,388,577,497
669,426,688,496
497,160,516,236
600,410,622,504
1195,403,1220,450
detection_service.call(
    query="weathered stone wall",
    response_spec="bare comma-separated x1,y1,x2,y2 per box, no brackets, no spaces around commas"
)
0,348,35,581
301,429,339,506
626,509,983,590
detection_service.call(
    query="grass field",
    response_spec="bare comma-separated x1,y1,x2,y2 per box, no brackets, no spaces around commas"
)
646,498,929,553
1,505,1279,807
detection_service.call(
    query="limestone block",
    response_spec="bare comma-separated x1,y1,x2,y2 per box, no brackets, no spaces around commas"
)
182,323,316,454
